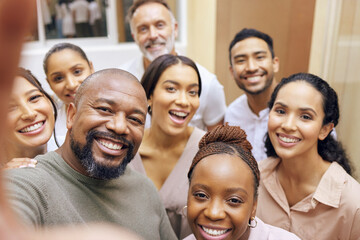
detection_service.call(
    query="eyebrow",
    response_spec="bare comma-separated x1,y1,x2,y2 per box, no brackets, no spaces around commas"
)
192,183,249,195
274,101,318,116
233,50,267,59
94,98,146,117
49,64,84,76
25,89,41,95
162,80,199,88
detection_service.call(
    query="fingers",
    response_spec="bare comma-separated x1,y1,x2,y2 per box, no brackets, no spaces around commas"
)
0,0,36,120
4,158,37,170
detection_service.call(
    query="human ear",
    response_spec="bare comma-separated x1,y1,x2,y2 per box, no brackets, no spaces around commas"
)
272,57,280,73
251,198,258,219
319,122,334,140
66,103,77,130
89,61,95,74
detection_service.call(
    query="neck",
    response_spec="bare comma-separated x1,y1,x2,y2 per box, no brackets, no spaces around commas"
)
142,49,177,71
2,143,46,164
145,124,193,150
246,79,277,116
56,135,88,176
143,57,151,71
278,149,330,184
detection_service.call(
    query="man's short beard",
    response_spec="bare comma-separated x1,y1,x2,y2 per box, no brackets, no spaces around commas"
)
70,130,134,180
240,73,274,95
142,29,176,62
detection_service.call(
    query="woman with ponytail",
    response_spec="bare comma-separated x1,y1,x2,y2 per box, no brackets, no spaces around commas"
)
185,125,299,240
257,73,360,240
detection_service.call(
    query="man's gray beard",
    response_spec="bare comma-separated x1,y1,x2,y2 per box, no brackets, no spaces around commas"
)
143,31,176,62
70,129,134,180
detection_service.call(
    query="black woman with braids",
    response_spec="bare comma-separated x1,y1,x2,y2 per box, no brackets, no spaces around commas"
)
257,73,360,240
184,125,300,240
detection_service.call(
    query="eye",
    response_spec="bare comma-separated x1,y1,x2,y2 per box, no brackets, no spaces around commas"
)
193,191,208,200
128,116,144,126
235,59,245,64
301,114,312,120
139,26,148,33
227,197,243,206
52,75,64,83
156,22,165,29
256,55,265,60
29,94,43,102
73,69,83,75
96,106,112,113
188,90,199,96
274,108,285,115
166,87,176,93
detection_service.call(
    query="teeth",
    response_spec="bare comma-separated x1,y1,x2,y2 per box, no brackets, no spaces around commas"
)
170,111,188,118
99,140,122,150
279,135,299,143
20,122,44,133
202,226,227,236
246,76,261,81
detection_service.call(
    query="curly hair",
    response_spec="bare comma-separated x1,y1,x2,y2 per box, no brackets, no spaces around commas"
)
265,73,352,175
188,125,260,198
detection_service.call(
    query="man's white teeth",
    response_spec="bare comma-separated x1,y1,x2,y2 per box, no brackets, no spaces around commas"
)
99,140,122,150
246,76,261,81
202,226,227,236
279,135,299,143
170,111,188,118
20,122,43,133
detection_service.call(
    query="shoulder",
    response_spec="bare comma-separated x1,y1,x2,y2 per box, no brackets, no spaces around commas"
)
183,234,196,240
192,127,206,140
226,95,247,114
258,157,279,175
195,62,222,87
249,217,301,240
5,152,61,188
123,167,160,196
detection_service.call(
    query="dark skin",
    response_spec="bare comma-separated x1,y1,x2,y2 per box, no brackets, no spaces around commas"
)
0,1,141,239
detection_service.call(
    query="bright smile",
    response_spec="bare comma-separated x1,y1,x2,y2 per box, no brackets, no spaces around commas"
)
169,110,189,125
277,133,301,146
19,121,46,135
95,137,127,156
198,225,232,240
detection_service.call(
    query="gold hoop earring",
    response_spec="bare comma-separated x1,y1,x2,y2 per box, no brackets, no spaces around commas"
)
182,205,187,217
248,217,257,228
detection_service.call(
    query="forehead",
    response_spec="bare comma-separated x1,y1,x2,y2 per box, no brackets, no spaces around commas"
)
47,49,87,71
81,75,147,109
132,2,172,25
12,76,37,94
158,64,198,83
231,37,270,56
192,154,254,189
276,81,324,111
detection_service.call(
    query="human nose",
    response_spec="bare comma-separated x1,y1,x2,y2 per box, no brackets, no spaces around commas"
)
65,76,80,91
245,57,259,72
281,114,297,131
149,25,159,40
20,103,37,121
175,91,189,107
204,199,226,221
106,112,130,135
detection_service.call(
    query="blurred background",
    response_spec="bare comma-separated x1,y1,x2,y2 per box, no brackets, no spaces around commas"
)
20,0,360,179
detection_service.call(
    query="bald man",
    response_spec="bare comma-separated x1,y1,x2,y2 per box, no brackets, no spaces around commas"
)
5,69,177,240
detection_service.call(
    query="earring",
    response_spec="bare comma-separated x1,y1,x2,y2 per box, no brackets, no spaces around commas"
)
148,105,152,115
182,205,187,217
248,217,257,228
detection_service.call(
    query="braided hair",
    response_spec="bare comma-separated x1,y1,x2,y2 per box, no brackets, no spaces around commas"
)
188,125,260,198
